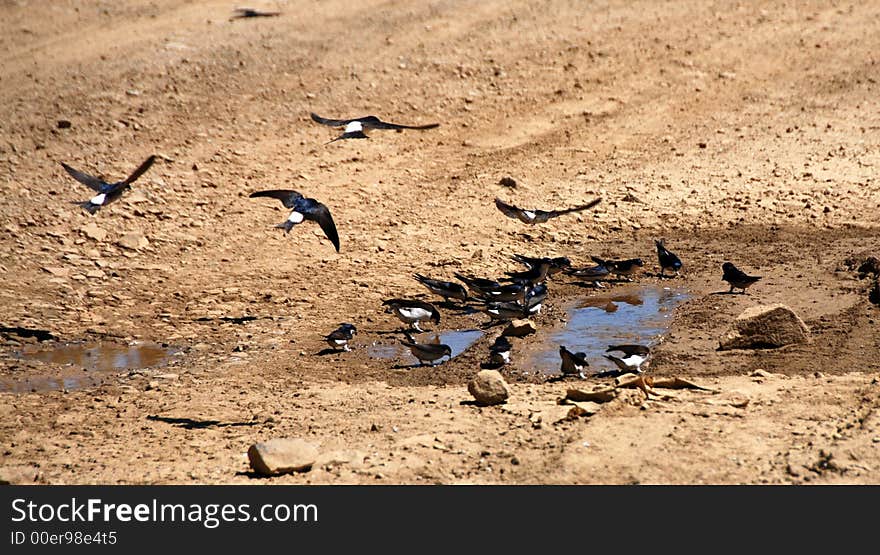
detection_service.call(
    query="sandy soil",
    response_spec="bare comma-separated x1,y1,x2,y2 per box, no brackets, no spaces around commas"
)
1,0,879,485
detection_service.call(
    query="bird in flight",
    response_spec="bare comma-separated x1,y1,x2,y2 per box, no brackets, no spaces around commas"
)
249,189,340,252
61,155,156,214
230,8,281,20
655,240,683,277
310,113,440,143
494,197,601,225
722,262,762,294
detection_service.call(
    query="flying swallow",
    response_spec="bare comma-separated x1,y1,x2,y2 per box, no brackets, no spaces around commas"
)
249,189,340,252
494,197,601,225
488,335,513,366
382,299,441,332
511,254,572,276
325,323,356,352
61,155,156,214
722,262,761,294
603,344,651,375
590,256,644,281
655,240,682,277
413,273,469,304
310,112,439,143
400,339,452,366
230,8,281,20
559,345,589,379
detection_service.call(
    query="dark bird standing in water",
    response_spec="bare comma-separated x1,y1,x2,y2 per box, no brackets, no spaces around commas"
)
400,337,452,366
249,189,340,252
494,197,601,225
61,155,156,214
722,262,762,294
655,239,682,277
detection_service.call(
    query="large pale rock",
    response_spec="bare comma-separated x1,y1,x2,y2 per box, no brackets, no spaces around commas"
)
719,304,809,350
118,232,148,250
247,438,319,476
80,222,107,241
468,370,510,406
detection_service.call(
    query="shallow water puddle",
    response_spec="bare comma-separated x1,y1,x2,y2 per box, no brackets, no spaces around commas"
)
523,285,690,375
368,329,484,364
2,342,178,393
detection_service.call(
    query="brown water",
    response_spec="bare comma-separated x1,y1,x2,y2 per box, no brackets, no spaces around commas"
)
2,342,177,393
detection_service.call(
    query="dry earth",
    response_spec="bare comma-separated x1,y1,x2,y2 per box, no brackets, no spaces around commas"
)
1,0,879,485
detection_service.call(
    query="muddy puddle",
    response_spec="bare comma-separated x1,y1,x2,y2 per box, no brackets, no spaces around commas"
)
1,341,179,393
521,285,690,375
368,329,484,365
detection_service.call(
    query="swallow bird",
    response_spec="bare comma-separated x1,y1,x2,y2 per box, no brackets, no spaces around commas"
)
501,260,553,287
511,254,572,276
488,335,513,366
401,340,452,366
230,8,281,19
603,344,651,375
590,256,644,281
61,155,156,214
484,301,527,322
383,299,441,332
494,197,601,225
249,189,340,252
559,345,589,379
453,273,504,300
310,112,439,143
565,263,611,285
413,273,469,304
325,323,357,352
655,240,682,277
722,262,762,294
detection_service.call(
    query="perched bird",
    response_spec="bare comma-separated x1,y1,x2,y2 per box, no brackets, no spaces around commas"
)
494,197,601,225
559,346,589,379
401,339,452,367
480,282,530,303
511,254,572,276
249,189,340,252
722,262,762,294
325,323,357,352
230,7,281,19
382,299,441,332
603,344,651,375
655,239,683,277
590,256,644,281
501,260,552,287
565,263,611,285
413,273,469,304
61,155,156,214
310,112,439,143
453,273,504,300
484,301,527,322
524,283,548,311
488,335,513,366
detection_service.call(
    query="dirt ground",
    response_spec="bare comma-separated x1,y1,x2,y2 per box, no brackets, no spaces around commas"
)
1,0,879,485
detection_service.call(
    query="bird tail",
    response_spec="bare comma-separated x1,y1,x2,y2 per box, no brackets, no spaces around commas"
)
76,201,100,215
554,197,602,215
274,221,294,234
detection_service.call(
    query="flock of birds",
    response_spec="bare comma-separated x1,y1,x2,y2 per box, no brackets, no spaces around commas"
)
57,74,764,380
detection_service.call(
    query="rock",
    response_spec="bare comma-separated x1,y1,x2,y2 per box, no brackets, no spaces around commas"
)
41,266,69,277
80,222,107,241
719,304,809,350
467,370,510,406
247,438,319,476
499,176,517,188
118,232,148,250
0,466,39,485
502,319,536,337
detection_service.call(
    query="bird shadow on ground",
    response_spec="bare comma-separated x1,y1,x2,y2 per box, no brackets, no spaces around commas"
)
316,348,345,356
0,326,57,342
146,415,260,430
709,290,746,296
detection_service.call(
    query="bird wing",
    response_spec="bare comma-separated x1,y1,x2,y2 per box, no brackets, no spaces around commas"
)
249,189,304,209
494,198,528,221
122,155,157,185
360,116,440,130
297,198,340,253
310,113,356,128
549,197,602,216
61,163,107,192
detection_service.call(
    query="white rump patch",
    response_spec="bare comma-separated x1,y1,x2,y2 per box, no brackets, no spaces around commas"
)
523,210,536,221
398,307,431,320
287,211,305,223
90,193,107,205
345,121,363,133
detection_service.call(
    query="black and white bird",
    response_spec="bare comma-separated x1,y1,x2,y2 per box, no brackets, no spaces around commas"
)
401,338,452,366
453,273,504,300
310,113,440,143
483,301,527,322
524,283,548,312
655,240,683,277
722,262,762,294
501,260,553,287
61,155,156,214
413,274,469,304
249,189,340,252
488,335,513,366
511,254,572,276
603,344,651,375
382,299,441,332
565,263,611,285
590,256,644,281
325,323,357,352
494,197,601,225
559,345,589,379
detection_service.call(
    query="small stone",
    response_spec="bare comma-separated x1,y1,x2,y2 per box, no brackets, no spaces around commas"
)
499,176,517,188
118,232,148,250
502,319,536,337
247,438,319,476
719,304,810,350
57,120,72,129
468,370,510,406
41,266,69,277
80,222,107,241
